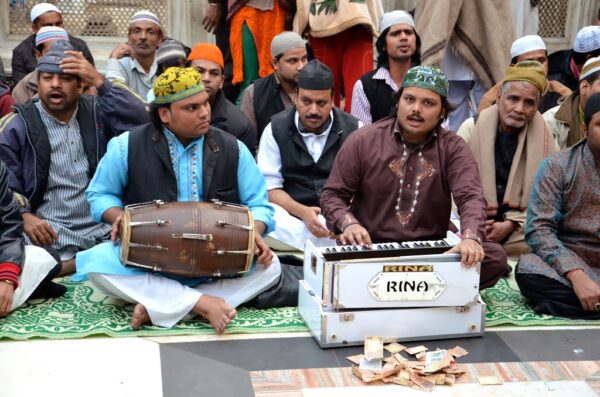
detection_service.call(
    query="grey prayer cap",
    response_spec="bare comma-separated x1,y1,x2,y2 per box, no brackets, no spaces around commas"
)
271,31,306,58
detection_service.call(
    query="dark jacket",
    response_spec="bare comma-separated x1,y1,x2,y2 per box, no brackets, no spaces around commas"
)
0,160,24,285
548,49,578,92
211,89,257,155
253,73,286,139
0,80,148,212
360,69,396,122
11,34,94,84
124,123,240,205
271,107,360,207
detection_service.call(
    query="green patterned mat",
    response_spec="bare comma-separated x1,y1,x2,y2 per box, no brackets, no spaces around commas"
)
1,276,598,340
482,276,600,327
0,279,307,341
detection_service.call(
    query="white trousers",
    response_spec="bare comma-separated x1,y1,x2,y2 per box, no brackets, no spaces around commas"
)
11,245,58,311
266,203,336,251
88,257,282,328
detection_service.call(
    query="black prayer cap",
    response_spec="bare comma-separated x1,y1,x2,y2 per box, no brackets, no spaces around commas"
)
298,60,334,90
584,92,600,126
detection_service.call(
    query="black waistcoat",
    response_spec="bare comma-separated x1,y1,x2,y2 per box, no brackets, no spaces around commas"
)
271,107,359,207
15,97,98,211
253,73,286,138
360,69,396,122
124,123,240,205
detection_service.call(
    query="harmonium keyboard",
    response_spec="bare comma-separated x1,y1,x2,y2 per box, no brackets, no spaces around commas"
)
298,237,486,348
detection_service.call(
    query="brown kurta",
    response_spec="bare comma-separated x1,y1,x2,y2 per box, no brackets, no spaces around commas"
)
321,116,507,289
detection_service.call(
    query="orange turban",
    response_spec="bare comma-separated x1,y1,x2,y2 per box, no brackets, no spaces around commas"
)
188,43,224,69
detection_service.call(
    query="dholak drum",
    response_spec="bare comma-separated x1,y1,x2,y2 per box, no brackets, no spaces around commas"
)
121,200,255,277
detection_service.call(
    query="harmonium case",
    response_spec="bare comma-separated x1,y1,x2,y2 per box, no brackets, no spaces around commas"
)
299,239,486,348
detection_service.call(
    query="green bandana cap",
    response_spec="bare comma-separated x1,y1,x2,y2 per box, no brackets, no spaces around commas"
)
153,67,205,105
401,65,449,98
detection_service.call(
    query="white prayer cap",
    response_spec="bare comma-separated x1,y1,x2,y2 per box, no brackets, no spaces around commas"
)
580,56,600,81
380,10,415,34
31,3,61,23
510,35,546,59
129,10,161,29
573,26,600,53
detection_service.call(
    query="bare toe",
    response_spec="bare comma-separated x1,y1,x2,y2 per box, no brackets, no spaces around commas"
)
131,303,150,330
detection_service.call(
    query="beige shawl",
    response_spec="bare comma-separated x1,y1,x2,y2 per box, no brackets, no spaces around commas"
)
467,105,557,216
415,0,514,90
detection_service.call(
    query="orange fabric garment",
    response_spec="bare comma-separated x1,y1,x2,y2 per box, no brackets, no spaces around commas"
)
230,1,285,85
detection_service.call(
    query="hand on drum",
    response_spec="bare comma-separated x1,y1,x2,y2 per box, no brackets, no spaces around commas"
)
254,234,273,265
447,238,485,268
111,213,123,244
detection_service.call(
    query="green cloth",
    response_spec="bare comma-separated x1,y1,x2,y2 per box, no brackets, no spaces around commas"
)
0,276,598,341
236,21,259,106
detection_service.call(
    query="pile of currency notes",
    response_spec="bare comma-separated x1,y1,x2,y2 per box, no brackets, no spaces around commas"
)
348,337,469,392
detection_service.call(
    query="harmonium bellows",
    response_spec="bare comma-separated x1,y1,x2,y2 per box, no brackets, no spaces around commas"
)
298,238,486,348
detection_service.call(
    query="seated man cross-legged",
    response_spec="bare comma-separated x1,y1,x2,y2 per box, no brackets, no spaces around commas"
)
516,92,600,320
257,60,361,250
74,67,300,333
321,66,507,290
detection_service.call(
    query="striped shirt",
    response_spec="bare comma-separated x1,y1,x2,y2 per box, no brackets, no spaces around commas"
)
351,67,399,125
31,102,111,260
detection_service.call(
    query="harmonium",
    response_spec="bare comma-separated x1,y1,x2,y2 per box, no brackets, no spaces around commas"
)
298,236,485,348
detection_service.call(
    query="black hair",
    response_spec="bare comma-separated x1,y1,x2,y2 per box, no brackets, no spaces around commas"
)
391,86,453,129
582,69,600,86
156,58,187,77
149,102,170,131
510,50,549,65
573,48,600,66
375,26,421,69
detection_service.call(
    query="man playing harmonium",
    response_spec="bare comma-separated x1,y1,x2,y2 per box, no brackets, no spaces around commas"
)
320,65,507,290
74,67,299,334
515,92,600,320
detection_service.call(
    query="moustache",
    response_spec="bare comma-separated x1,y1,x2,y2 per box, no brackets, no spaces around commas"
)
305,114,322,120
407,114,424,122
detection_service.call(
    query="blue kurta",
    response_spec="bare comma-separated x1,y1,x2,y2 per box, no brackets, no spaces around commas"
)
74,127,274,284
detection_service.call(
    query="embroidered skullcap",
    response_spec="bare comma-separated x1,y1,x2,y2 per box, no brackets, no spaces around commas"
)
573,26,600,53
584,92,600,125
271,31,306,58
580,56,600,81
37,39,74,74
153,67,205,105
155,39,186,66
401,65,448,98
298,60,333,90
35,26,68,47
129,10,161,29
502,60,547,94
188,43,225,69
31,3,61,23
380,10,415,34
510,35,546,59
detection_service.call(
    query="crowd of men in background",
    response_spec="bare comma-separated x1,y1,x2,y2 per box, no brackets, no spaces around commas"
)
0,2,598,328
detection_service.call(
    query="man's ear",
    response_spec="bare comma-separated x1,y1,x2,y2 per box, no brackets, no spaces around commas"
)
158,106,170,124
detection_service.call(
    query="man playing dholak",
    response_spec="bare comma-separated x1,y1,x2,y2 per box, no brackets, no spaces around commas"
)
515,92,600,320
74,67,298,334
320,66,507,290
458,61,558,259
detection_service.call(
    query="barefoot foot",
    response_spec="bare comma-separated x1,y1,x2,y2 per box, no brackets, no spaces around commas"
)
131,303,150,330
193,295,237,335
